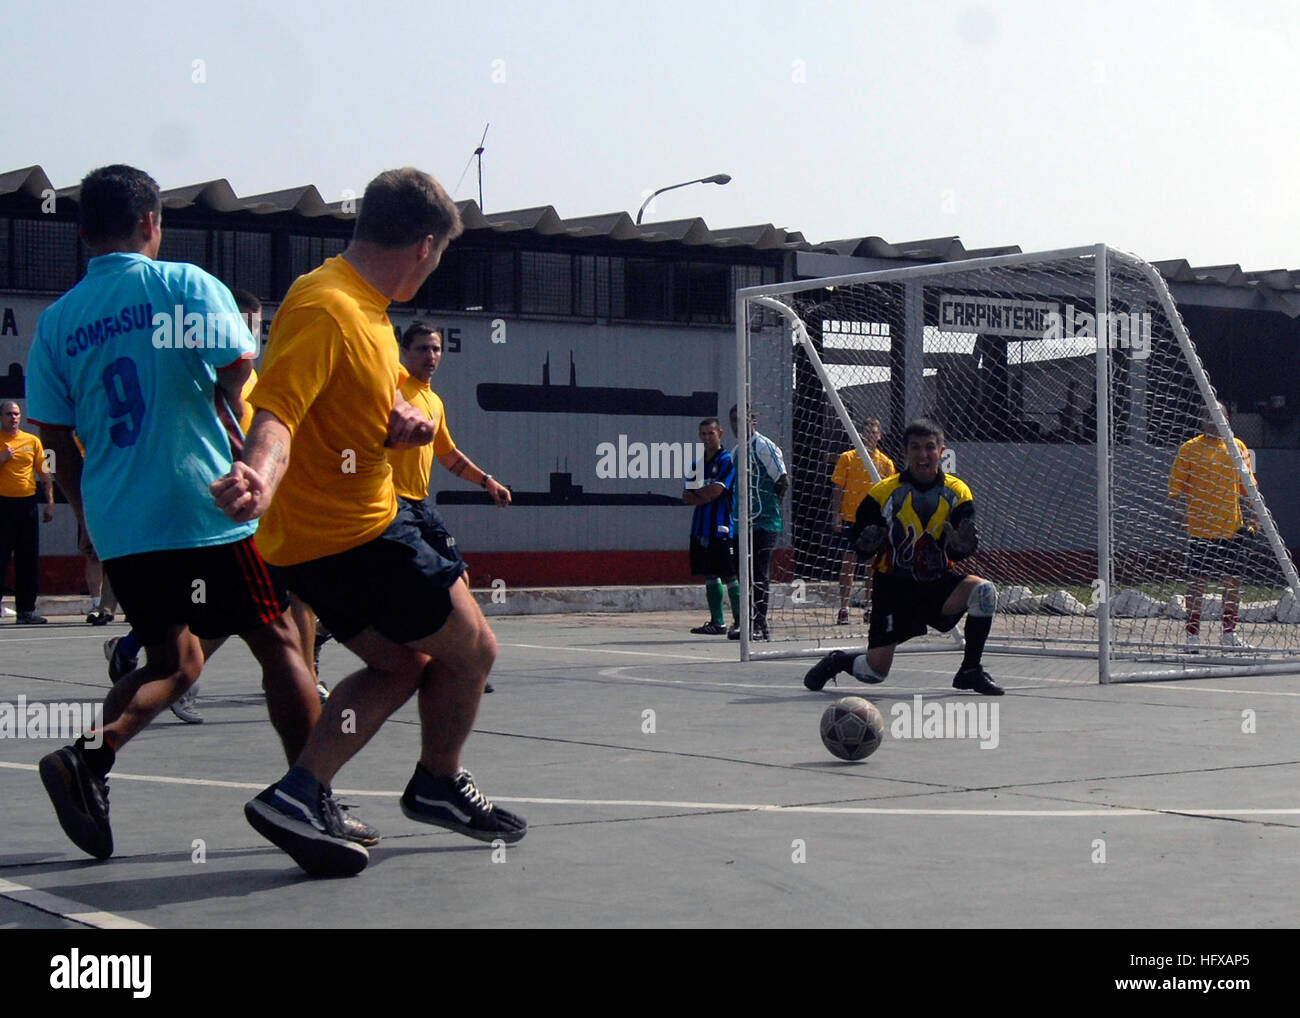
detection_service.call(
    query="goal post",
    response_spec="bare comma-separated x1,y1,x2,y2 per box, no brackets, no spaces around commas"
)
735,245,1300,682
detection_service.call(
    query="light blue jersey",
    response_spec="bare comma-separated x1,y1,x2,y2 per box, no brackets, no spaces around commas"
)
25,253,256,560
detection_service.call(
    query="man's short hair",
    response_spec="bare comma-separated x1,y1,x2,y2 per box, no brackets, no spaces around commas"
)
903,417,945,446
0,400,19,415
79,165,161,246
230,288,261,315
1202,402,1229,427
728,404,757,425
353,168,463,248
699,417,721,432
401,320,441,349
861,417,882,431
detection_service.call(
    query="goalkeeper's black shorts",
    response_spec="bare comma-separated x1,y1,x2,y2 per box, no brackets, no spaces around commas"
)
868,569,968,649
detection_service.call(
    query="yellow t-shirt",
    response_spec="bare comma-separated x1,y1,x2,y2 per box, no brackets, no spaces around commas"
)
250,256,401,566
831,447,897,523
239,368,258,435
0,429,48,498
388,374,456,501
1168,434,1252,539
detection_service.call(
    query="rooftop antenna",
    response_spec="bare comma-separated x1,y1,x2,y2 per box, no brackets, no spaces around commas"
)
452,123,490,208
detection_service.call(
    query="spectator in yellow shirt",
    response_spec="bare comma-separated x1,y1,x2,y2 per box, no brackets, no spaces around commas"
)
1168,403,1257,652
830,418,895,625
0,401,54,623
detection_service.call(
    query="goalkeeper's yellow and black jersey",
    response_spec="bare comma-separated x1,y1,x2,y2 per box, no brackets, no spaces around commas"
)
853,470,976,582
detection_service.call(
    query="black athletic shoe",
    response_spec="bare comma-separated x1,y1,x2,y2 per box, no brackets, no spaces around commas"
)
803,650,854,691
690,621,727,635
332,798,381,847
86,607,114,625
484,682,495,694
953,666,1005,696
245,782,369,877
16,612,47,625
39,744,113,860
400,766,527,844
727,628,765,641
103,637,138,684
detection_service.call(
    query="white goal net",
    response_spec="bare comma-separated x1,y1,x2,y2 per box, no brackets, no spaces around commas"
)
735,245,1300,682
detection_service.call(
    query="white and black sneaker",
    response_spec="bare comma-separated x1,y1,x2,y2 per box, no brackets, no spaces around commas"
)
245,781,369,877
400,766,527,844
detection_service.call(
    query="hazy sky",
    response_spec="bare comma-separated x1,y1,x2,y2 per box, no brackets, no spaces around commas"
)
4,0,1297,270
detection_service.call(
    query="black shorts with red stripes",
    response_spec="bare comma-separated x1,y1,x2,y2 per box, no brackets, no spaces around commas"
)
103,535,287,646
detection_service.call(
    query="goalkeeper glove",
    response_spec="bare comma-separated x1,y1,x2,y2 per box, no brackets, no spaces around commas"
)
855,524,887,556
942,517,978,558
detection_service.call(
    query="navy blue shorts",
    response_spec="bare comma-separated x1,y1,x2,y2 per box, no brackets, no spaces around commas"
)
272,501,467,645
398,495,466,572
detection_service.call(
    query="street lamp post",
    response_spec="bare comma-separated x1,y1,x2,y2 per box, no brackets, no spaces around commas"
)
636,174,732,225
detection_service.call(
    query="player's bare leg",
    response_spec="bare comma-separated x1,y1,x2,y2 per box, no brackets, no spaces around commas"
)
288,593,317,677
97,627,205,748
414,582,497,775
294,582,491,784
240,614,323,763
837,550,856,623
39,626,203,859
1186,574,1207,651
942,574,1003,695
1221,573,1248,647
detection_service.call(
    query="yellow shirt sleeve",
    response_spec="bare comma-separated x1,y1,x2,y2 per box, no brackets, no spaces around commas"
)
831,450,850,487
1168,444,1189,500
250,308,339,435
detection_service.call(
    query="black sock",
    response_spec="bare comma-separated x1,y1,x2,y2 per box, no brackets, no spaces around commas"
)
77,737,115,779
962,616,992,671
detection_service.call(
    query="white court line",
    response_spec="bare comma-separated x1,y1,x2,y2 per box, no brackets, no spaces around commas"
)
0,877,152,929
501,642,719,662
505,640,1300,696
0,632,124,645
2,762,1294,819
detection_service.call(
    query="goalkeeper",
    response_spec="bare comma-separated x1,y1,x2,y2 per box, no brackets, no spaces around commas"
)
804,418,1004,696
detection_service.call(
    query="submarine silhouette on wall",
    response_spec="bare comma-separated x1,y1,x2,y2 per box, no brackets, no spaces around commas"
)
477,352,717,417
0,364,24,399
436,469,683,507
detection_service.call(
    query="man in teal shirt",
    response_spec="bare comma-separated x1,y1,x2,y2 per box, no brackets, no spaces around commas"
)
729,405,788,641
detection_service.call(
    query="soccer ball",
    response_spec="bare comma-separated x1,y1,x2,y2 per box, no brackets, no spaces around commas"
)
819,697,885,761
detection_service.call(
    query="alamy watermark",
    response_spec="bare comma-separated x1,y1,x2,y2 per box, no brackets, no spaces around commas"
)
595,436,704,485
889,694,999,749
937,295,1151,359
152,307,256,351
0,696,103,746
1042,305,1151,359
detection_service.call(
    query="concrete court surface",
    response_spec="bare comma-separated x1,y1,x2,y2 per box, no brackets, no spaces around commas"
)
1,609,1298,930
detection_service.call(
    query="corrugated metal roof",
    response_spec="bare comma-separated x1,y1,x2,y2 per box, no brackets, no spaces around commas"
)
2,166,1296,293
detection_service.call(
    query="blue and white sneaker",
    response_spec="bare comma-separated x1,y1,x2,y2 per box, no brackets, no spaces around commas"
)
245,780,369,877
400,766,526,844
103,637,138,685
